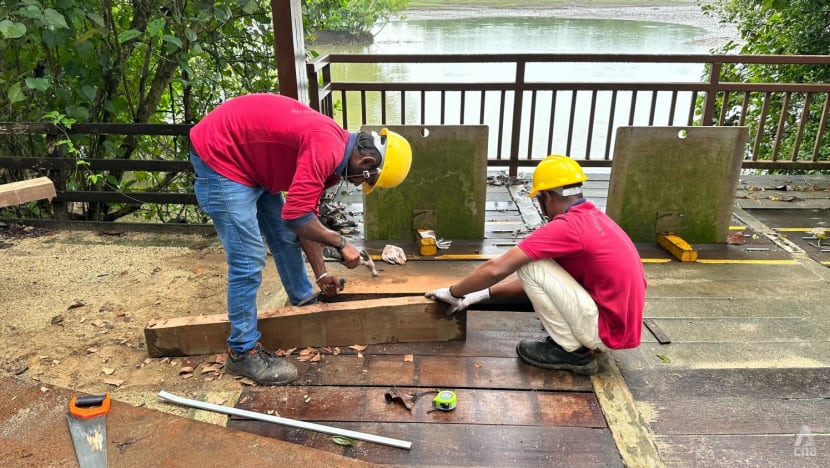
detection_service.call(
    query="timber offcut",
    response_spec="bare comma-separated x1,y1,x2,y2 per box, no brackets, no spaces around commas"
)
144,296,462,357
0,177,56,209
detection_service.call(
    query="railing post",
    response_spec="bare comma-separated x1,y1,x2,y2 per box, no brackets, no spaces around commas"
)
271,0,309,104
45,128,67,220
306,62,321,112
509,60,526,177
701,61,722,126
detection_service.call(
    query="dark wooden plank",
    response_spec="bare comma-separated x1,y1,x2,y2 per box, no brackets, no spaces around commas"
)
643,318,671,344
144,296,464,357
0,377,372,468
625,368,830,400
228,421,623,467
657,434,829,466
648,398,830,435
0,157,192,171
57,191,196,204
289,355,592,392
234,386,605,427
0,122,191,135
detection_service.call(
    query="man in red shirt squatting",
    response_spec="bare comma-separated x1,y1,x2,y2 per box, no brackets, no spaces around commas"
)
426,155,645,375
190,93,412,385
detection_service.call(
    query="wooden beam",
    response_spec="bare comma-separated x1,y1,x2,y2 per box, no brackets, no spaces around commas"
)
0,177,56,209
144,296,464,357
271,0,308,103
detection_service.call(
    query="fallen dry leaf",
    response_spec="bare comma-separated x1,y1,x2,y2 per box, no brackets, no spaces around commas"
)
474,362,483,368
299,347,316,357
200,363,222,374
89,319,108,328
727,231,746,245
207,395,226,405
349,344,367,352
277,347,297,357
310,352,321,362
238,377,256,386
103,378,124,387
86,347,99,354
179,366,194,375
192,267,203,275
102,367,115,375
403,354,414,362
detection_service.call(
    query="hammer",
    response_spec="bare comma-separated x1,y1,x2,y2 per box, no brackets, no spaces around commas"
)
322,246,379,277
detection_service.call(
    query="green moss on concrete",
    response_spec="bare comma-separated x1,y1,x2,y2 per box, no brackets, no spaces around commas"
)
363,125,488,241
606,127,747,243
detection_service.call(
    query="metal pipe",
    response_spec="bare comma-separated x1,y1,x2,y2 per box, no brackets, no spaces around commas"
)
158,390,412,450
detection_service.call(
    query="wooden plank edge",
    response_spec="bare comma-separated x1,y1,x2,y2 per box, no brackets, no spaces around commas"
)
592,352,664,467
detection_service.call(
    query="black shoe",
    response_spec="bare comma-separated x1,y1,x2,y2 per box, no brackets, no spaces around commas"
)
516,337,598,375
225,343,298,385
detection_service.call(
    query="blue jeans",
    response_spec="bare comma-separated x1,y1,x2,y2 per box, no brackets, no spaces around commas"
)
190,152,315,353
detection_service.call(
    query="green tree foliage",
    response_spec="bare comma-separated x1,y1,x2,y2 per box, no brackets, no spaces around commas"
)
302,0,409,43
704,0,830,165
0,0,279,221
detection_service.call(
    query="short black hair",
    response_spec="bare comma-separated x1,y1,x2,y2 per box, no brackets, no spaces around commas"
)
355,132,381,163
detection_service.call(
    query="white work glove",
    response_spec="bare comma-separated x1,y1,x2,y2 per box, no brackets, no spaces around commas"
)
425,287,490,315
381,244,407,265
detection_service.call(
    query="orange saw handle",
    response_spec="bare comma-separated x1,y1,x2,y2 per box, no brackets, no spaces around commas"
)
69,393,111,419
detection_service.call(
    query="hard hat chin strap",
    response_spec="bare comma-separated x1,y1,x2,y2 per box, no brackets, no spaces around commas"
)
345,168,380,181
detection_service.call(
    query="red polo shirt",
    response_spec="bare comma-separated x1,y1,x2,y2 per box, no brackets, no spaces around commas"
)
189,94,349,226
518,201,646,349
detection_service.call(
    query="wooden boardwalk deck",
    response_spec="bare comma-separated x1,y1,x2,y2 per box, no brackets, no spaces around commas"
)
237,171,825,466
228,310,622,466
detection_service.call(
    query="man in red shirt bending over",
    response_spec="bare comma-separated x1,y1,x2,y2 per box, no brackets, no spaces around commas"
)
426,155,645,375
190,94,412,385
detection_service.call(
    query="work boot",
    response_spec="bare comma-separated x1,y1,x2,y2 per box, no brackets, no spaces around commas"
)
516,337,598,376
224,343,298,385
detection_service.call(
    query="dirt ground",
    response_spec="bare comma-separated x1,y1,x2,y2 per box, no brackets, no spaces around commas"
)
0,3,738,420
0,225,269,417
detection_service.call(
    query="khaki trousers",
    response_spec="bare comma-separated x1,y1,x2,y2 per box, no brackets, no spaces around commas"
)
517,260,605,352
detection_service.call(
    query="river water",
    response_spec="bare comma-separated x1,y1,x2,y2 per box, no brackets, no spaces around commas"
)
311,13,723,158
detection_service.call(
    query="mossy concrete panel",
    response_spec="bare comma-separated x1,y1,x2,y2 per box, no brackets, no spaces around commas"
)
606,126,748,243
362,125,488,241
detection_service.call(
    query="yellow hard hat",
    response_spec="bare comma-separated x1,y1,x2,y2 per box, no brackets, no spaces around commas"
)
363,128,412,194
528,154,588,197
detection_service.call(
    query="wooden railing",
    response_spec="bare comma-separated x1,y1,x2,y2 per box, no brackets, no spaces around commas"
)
307,53,830,175
2,54,830,225
0,123,196,228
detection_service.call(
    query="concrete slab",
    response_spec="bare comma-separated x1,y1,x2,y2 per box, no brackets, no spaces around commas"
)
362,125,488,241
607,126,748,243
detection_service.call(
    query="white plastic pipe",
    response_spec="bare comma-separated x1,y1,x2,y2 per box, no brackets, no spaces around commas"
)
158,390,412,450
